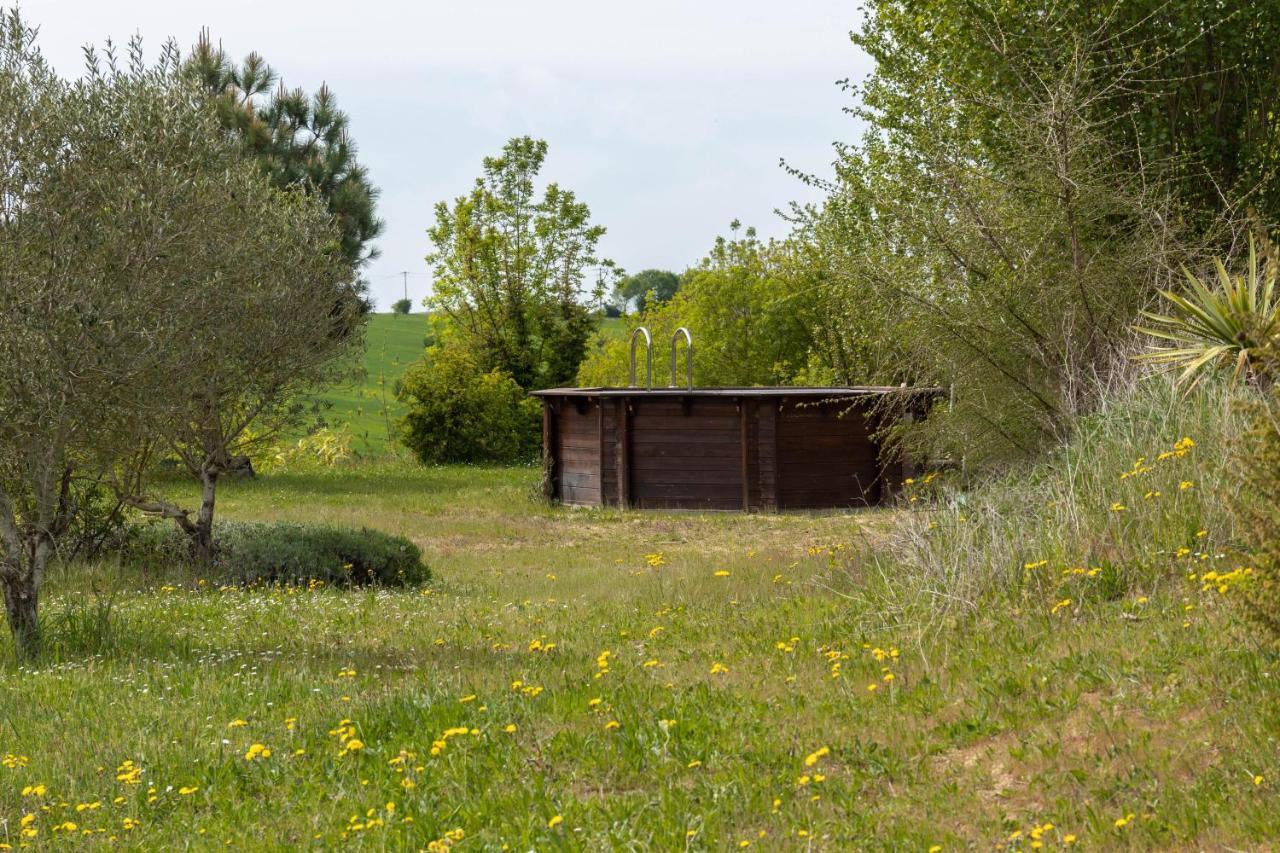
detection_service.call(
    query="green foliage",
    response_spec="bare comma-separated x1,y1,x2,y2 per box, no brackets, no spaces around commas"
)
850,0,1280,237
121,521,428,587
426,136,617,390
397,344,541,464
1136,238,1280,387
391,298,413,315
577,224,827,387
0,12,351,655
183,32,383,294
614,268,681,314
815,0,1202,464
258,426,354,474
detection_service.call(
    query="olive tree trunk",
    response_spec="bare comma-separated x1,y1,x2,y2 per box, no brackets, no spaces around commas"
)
192,468,219,563
2,568,40,658
0,531,52,660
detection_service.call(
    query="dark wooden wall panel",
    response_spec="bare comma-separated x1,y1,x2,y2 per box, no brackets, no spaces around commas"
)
776,400,880,509
557,402,602,506
628,399,743,510
601,404,618,506
541,392,895,511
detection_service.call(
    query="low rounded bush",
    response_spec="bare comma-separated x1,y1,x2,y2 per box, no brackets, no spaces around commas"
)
397,343,541,464
119,521,429,587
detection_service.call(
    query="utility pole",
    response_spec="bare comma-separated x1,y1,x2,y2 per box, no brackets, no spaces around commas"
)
401,271,409,301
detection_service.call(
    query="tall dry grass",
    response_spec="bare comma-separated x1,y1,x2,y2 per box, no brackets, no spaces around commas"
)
846,374,1249,635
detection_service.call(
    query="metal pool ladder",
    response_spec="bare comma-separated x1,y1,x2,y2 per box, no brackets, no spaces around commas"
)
629,327,653,390
669,327,693,391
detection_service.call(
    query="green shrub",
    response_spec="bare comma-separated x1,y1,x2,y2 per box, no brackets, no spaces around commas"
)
397,343,541,464
120,521,429,587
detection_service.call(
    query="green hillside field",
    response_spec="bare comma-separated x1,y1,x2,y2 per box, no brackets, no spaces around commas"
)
315,313,629,457
315,313,429,456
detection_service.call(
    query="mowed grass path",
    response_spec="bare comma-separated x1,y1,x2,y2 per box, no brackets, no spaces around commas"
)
2,464,1278,849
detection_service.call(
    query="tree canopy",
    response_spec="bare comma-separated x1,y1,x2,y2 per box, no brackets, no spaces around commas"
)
183,32,382,303
425,136,617,391
614,269,681,314
0,14,360,655
578,224,826,388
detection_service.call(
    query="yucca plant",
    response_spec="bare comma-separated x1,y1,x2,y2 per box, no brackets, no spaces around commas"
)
1134,237,1280,387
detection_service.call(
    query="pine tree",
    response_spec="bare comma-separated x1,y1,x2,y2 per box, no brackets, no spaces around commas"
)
184,31,383,306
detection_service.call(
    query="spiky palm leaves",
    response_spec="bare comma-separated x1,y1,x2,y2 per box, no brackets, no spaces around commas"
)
1135,238,1279,387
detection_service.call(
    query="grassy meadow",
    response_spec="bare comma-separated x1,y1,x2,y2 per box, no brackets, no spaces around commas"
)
4,374,1280,850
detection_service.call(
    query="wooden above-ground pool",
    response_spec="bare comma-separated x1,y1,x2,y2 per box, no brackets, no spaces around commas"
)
532,383,937,512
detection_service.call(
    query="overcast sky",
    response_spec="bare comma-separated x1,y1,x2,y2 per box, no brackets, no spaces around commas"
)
26,0,870,310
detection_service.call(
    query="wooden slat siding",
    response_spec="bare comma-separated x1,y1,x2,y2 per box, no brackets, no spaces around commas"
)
776,399,879,509
596,399,616,504
758,400,778,511
629,432,746,446
618,416,754,430
739,401,749,510
631,457,743,471
600,403,618,507
558,399,602,506
628,397,743,510
542,400,559,502
745,399,761,510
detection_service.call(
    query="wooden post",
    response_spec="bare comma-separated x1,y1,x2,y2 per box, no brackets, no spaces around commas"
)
759,400,778,511
616,397,630,508
542,399,558,502
739,399,750,511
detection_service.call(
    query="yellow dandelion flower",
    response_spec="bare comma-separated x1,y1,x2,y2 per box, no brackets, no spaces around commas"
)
803,747,829,767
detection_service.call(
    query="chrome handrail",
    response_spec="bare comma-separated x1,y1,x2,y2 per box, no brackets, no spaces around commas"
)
628,327,653,390
669,327,693,390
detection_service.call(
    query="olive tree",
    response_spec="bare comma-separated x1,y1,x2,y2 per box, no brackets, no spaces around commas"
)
0,19,269,656
119,187,361,561
0,12,358,656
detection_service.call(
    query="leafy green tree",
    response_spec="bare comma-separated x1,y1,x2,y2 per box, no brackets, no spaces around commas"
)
183,31,383,302
426,136,618,390
809,1,1210,463
850,0,1280,236
578,223,826,387
0,16,341,655
392,298,413,315
119,181,360,563
615,269,681,314
397,344,541,464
